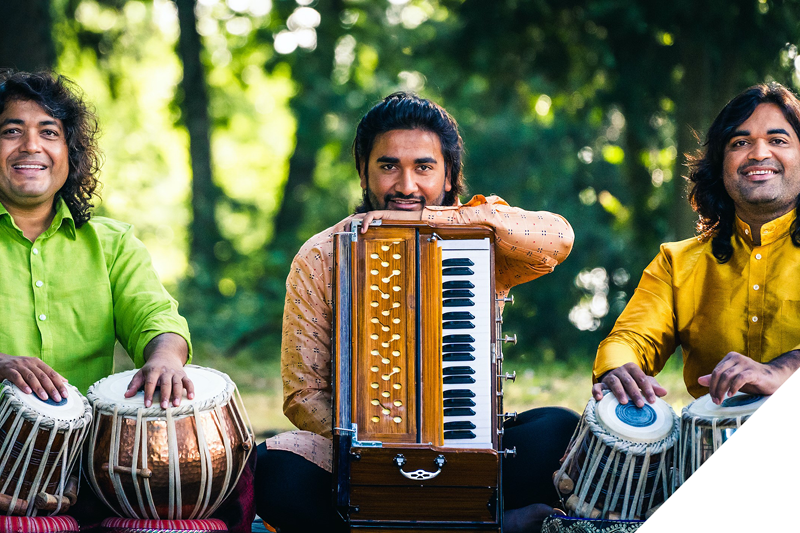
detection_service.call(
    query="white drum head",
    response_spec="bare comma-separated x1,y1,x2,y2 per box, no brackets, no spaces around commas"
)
2,382,86,422
89,366,230,409
685,392,768,419
595,393,675,443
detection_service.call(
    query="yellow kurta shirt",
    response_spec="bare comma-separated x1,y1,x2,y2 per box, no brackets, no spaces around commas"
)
594,210,800,398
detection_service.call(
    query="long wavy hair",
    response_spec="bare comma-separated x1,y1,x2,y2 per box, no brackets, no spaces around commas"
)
0,70,101,227
687,82,800,262
353,92,465,213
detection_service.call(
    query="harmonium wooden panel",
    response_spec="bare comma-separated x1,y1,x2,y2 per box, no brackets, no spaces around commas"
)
332,221,517,532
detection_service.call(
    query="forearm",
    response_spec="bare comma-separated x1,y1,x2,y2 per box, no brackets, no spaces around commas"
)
143,332,189,365
766,350,800,379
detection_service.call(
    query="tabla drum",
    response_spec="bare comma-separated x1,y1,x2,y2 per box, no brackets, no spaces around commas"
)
0,380,91,516
676,392,768,488
85,365,254,520
553,393,678,520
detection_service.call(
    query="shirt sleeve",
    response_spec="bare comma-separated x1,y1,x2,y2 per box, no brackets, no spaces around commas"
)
281,246,335,438
109,227,192,368
593,246,678,381
422,195,574,292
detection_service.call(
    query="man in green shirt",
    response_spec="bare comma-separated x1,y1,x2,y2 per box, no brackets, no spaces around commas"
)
0,70,193,408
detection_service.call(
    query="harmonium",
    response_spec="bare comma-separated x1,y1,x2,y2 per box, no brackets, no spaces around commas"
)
332,220,518,532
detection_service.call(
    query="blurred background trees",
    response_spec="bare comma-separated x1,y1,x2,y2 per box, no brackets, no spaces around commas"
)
4,0,800,369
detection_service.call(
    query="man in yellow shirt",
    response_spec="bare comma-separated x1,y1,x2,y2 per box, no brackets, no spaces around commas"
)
592,82,800,407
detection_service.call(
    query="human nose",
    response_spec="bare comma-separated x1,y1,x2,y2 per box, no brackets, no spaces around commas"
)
394,169,419,195
747,139,771,161
20,131,42,153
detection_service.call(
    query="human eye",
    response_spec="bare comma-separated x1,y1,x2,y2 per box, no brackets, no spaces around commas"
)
1,126,21,136
770,137,789,145
729,138,748,148
380,163,397,171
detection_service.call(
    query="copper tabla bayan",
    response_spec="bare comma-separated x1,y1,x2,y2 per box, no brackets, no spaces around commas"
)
676,392,767,488
85,365,254,520
0,380,91,516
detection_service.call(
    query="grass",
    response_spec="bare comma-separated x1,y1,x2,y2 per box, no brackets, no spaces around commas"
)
114,346,695,439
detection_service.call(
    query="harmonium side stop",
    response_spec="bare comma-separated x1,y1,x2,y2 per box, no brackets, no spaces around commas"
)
333,220,518,532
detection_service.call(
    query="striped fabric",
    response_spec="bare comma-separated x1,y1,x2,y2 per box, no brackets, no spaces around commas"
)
99,518,227,531
0,515,79,533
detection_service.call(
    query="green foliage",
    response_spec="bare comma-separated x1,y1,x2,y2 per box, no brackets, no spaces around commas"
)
47,0,800,366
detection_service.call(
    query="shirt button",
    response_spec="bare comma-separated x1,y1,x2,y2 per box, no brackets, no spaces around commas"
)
753,284,760,290
755,253,762,260
38,314,46,321
32,248,39,255
752,316,758,322
745,229,749,235
35,280,43,287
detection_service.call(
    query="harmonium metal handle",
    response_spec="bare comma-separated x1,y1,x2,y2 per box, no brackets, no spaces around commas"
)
501,447,517,458
496,294,514,305
393,454,446,481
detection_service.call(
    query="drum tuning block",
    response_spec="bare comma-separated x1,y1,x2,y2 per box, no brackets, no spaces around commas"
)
502,334,517,345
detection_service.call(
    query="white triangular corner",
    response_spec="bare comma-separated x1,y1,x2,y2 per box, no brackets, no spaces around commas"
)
639,369,800,531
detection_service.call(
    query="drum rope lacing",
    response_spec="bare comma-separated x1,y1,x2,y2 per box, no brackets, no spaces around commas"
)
0,382,91,517
677,410,745,487
554,397,679,521
85,366,254,520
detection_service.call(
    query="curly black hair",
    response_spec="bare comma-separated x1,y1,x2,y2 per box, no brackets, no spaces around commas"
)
0,70,102,227
687,82,800,262
353,92,465,213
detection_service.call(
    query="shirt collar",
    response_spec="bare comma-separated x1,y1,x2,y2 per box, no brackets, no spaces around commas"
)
0,197,76,240
735,209,796,247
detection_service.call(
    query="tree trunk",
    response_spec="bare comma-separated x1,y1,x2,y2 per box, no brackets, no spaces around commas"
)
0,0,56,71
174,0,222,282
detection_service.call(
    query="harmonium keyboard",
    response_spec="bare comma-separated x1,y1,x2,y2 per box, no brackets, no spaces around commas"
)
333,221,518,532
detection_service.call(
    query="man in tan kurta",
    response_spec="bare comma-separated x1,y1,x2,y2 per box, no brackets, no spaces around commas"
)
255,92,577,533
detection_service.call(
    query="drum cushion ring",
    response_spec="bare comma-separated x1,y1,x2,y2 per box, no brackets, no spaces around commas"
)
0,515,80,533
100,517,228,532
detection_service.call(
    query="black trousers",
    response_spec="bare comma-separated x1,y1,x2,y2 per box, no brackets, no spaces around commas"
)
254,406,578,532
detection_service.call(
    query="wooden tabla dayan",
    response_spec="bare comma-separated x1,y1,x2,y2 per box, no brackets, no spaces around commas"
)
85,365,254,520
553,393,678,520
677,392,768,488
0,380,91,516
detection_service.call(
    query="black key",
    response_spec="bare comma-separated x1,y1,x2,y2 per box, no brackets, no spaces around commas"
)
442,290,475,298
442,353,475,362
444,407,476,417
443,376,476,384
443,312,475,320
443,298,475,307
443,267,474,276
443,398,476,408
442,258,474,266
443,366,474,376
444,421,476,430
443,321,475,329
444,430,477,439
443,280,475,289
443,334,475,343
443,389,475,398
443,344,475,352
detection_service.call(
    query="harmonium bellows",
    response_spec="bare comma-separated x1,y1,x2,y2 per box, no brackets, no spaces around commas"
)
333,221,516,532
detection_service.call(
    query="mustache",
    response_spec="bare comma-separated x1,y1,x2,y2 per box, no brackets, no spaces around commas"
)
738,160,783,173
384,192,426,204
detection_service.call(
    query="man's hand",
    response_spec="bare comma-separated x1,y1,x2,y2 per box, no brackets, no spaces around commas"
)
0,353,69,402
698,350,800,404
353,210,423,233
591,362,667,408
125,333,193,409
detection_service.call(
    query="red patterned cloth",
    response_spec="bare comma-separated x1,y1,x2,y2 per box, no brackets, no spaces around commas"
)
100,518,227,531
0,515,79,533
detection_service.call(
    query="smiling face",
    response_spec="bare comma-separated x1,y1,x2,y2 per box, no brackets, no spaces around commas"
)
360,128,452,211
722,103,800,225
0,99,69,214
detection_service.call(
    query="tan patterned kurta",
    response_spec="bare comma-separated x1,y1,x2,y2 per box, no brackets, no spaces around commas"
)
266,195,574,470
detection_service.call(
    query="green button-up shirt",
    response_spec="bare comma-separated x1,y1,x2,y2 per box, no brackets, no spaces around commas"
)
0,198,191,393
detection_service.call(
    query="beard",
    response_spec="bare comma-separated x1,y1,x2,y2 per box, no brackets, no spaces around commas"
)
355,184,450,214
